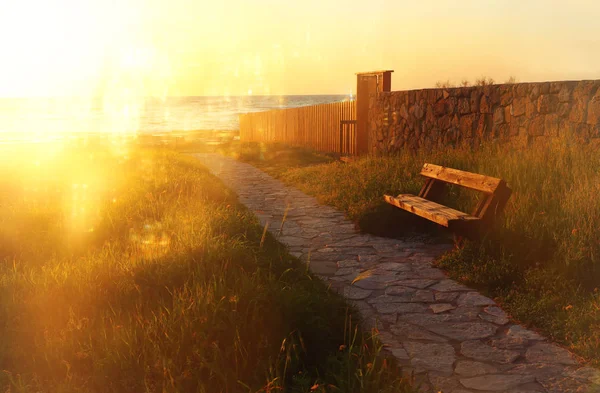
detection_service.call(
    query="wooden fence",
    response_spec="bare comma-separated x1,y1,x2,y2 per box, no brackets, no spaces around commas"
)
239,100,356,154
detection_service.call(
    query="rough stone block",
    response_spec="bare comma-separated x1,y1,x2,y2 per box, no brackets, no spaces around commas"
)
412,104,425,119
537,94,559,114
511,97,527,116
470,89,482,112
399,104,409,120
447,97,457,114
451,114,460,129
540,82,551,94
438,115,451,130
427,89,440,104
460,114,478,138
460,374,536,391
528,116,545,136
493,107,505,124
514,114,529,127
530,84,541,100
458,98,470,114
545,114,559,137
515,83,528,97
455,360,499,377
460,340,520,364
586,89,600,125
526,99,537,117
430,304,456,314
569,104,586,123
504,106,512,124
415,90,426,102
458,292,496,306
406,113,416,128
403,92,410,105
495,124,510,139
509,123,520,136
488,88,501,106
436,89,444,101
558,85,573,102
476,114,493,137
550,81,562,94
557,102,571,118
526,342,577,365
480,95,491,113
457,86,471,98
500,92,513,106
573,80,597,100
434,100,447,116
403,341,456,375
443,128,459,144
408,90,416,105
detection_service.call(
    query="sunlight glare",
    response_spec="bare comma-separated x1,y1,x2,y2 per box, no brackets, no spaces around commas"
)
0,0,173,143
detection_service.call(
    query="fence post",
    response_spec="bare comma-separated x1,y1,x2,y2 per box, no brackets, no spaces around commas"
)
355,70,393,155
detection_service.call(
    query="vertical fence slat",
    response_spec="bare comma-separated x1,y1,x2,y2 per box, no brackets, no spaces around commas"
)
239,100,357,155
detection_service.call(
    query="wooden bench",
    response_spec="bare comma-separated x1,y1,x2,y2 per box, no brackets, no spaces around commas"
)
384,163,512,237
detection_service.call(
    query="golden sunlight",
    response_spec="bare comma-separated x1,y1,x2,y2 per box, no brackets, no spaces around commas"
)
2,1,600,392
0,0,110,97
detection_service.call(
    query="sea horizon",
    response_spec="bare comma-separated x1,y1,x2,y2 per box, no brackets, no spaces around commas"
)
0,94,353,136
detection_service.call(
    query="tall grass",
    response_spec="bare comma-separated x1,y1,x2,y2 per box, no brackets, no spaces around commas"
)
0,142,411,392
232,139,600,364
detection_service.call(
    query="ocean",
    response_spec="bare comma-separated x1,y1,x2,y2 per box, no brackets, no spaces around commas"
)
0,95,351,141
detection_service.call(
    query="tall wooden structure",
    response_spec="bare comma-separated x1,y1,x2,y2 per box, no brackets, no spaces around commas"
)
355,70,393,155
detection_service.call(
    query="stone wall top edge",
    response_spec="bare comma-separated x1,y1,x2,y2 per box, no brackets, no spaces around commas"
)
381,79,600,96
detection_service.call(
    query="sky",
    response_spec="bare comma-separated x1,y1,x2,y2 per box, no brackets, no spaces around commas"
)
0,0,599,97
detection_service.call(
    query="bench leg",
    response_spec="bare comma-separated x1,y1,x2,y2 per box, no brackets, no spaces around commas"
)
453,234,465,249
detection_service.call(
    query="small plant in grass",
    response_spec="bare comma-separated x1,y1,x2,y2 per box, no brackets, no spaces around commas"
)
262,320,414,393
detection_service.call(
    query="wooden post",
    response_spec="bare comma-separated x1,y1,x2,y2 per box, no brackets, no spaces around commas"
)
356,70,393,155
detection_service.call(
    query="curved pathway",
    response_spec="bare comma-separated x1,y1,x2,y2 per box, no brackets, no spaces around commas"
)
195,153,600,393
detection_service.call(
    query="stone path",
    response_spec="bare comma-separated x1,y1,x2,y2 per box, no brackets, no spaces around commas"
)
194,153,600,393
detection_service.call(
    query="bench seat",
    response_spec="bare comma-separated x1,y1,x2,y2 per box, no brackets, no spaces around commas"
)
383,163,511,239
384,194,480,228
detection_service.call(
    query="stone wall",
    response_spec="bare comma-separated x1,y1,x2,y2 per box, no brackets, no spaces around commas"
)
368,80,600,154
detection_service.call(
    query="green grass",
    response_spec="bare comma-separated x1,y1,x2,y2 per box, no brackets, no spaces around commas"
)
0,141,412,392
224,139,600,366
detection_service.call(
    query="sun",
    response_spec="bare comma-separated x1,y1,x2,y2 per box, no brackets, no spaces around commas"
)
0,0,177,138
0,0,163,99
0,1,105,97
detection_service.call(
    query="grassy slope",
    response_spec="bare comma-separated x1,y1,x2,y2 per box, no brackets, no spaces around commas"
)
229,140,600,365
0,143,411,393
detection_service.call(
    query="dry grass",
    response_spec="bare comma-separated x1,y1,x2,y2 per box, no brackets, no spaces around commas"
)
0,141,413,392
230,138,600,365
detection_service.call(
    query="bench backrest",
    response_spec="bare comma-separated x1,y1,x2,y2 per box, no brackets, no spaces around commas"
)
420,163,504,194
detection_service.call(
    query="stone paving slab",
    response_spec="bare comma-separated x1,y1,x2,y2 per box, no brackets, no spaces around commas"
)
194,153,600,393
